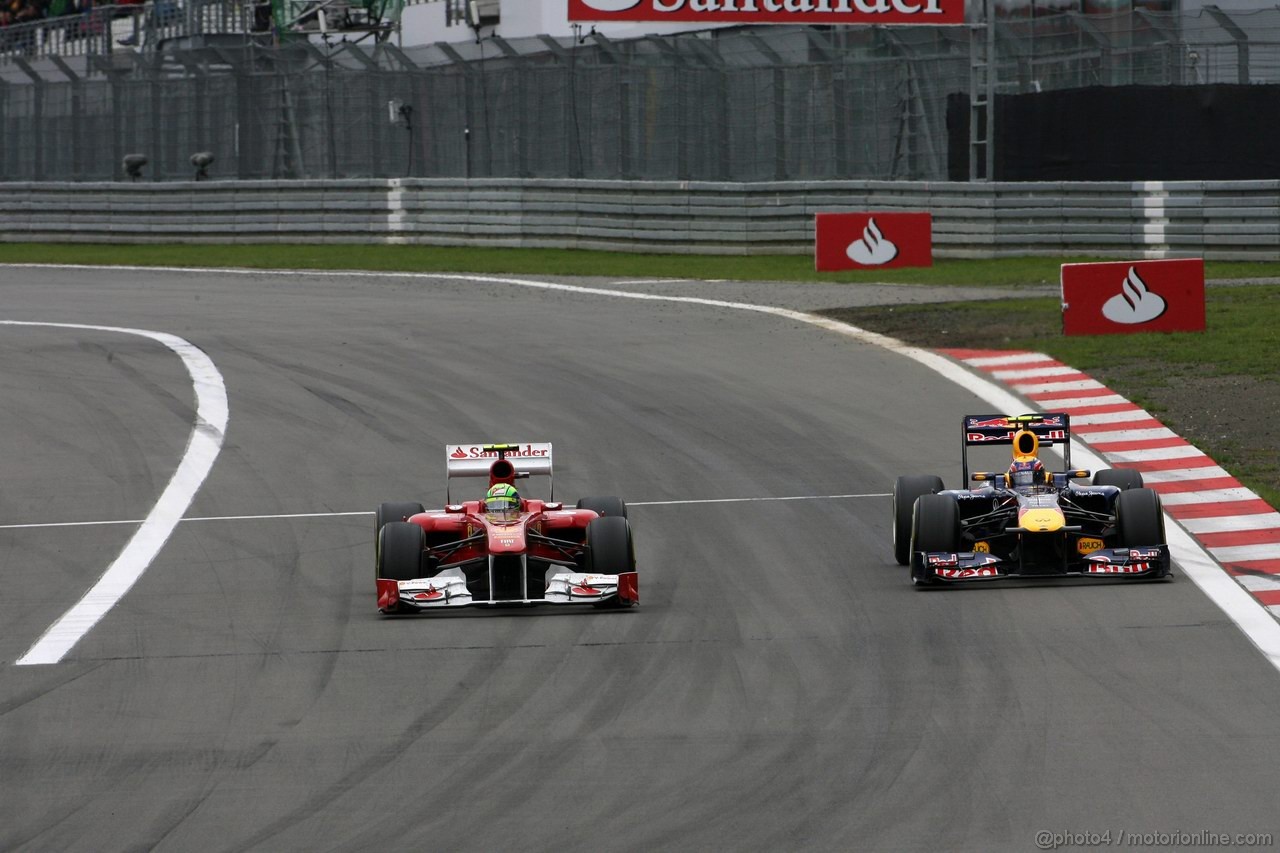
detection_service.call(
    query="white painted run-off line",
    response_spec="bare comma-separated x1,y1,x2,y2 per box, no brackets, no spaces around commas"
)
4,320,228,666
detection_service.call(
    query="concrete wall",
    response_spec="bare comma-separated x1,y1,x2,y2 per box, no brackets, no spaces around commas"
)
2,178,1277,260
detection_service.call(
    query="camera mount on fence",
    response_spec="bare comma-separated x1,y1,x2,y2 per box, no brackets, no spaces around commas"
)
190,152,215,181
123,154,148,182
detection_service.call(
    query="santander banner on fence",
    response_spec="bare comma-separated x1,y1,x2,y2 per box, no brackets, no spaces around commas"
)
568,0,964,26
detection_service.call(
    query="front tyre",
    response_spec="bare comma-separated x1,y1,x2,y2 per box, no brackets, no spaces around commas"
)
910,494,960,587
378,521,426,582
1115,488,1168,578
375,502,425,570
584,515,637,609
893,475,945,565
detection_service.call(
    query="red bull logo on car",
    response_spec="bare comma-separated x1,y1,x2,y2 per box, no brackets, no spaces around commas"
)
935,567,1000,579
967,430,1066,443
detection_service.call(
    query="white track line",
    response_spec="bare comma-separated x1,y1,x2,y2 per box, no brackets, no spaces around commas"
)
1142,465,1233,484
1105,445,1203,463
1032,393,1129,409
1013,379,1106,394
9,263,1280,676
1182,514,1280,535
5,321,228,666
991,365,1081,380
964,353,1052,367
0,493,892,531
1072,409,1155,426
630,493,889,506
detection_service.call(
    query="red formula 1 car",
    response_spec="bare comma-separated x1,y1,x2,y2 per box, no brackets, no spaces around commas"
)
374,443,638,613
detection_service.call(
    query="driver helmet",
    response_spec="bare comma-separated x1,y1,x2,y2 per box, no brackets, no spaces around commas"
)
483,482,521,514
1008,458,1046,488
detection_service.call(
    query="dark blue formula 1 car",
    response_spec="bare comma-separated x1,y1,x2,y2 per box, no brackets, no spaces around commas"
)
891,413,1171,587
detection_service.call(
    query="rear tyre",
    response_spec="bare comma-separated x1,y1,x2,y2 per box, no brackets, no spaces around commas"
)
577,496,628,520
1094,469,1144,490
1116,488,1168,578
378,522,426,582
584,516,636,608
910,494,960,587
892,475,945,565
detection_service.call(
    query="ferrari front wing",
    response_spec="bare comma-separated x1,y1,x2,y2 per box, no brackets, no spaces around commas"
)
377,567,640,611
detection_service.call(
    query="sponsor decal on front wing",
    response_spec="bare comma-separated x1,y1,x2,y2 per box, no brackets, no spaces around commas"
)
1084,563,1150,575
545,571,620,602
398,572,472,606
927,552,1001,579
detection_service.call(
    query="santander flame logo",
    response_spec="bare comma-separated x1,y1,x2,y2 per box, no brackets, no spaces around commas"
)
579,0,643,9
1102,266,1167,325
846,217,899,266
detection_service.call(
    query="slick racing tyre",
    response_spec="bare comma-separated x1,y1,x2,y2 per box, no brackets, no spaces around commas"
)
1116,488,1168,578
377,521,426,582
584,516,636,609
1094,469,1144,490
910,494,960,587
375,502,425,568
892,475,945,565
377,502,425,535
577,496,628,520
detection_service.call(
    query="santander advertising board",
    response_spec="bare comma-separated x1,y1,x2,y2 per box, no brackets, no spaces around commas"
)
568,0,964,26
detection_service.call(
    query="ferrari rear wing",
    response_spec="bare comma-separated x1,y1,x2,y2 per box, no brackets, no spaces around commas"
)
961,413,1071,483
445,443,554,502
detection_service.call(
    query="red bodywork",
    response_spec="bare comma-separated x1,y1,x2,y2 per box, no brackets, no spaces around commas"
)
410,500,599,560
376,453,639,611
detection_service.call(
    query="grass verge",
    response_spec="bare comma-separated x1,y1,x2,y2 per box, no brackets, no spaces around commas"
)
2,242,1280,286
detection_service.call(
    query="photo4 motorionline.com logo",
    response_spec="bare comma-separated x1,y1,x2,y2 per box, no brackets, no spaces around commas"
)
1035,829,1273,850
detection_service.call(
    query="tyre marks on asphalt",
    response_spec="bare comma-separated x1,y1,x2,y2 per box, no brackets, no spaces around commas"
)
945,348,1280,619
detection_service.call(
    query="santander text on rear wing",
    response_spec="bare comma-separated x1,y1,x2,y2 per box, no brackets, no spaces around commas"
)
445,443,554,501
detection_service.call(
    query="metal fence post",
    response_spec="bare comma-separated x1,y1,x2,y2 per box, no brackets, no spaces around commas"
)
1204,5,1250,85
13,59,45,181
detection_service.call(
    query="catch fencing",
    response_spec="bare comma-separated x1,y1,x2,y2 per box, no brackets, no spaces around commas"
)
3,6,1280,183
2,178,1277,260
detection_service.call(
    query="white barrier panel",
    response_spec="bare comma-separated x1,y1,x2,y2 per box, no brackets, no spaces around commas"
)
2,178,1278,260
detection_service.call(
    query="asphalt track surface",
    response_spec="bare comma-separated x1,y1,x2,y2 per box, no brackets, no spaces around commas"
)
2,267,1279,852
